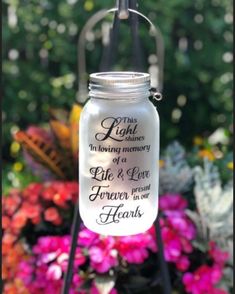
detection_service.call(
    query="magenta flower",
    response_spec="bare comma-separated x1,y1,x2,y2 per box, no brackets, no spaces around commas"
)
78,226,157,270
47,263,63,280
34,236,86,271
157,194,196,271
210,289,229,294
116,231,157,264
34,236,86,282
78,227,99,247
176,255,190,271
166,212,196,240
161,226,182,262
159,194,187,211
15,235,87,294
116,236,148,264
17,259,35,285
78,225,119,273
88,236,118,273
209,241,229,266
182,264,227,294
72,272,84,287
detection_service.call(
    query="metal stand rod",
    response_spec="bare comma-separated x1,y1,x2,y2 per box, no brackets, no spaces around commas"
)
129,0,144,71
61,204,81,294
63,2,171,293
155,216,172,294
100,11,120,71
118,0,129,19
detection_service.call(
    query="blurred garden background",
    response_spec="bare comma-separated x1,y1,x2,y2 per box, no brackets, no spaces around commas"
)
2,0,233,293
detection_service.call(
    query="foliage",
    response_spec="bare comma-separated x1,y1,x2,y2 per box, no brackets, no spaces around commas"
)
2,0,233,162
14,104,82,180
188,160,233,263
2,161,40,195
159,141,193,195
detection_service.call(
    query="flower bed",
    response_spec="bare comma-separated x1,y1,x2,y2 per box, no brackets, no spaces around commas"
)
2,181,232,293
2,107,233,293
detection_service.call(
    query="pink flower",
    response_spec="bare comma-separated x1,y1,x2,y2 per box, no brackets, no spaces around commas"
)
15,235,86,294
159,194,187,211
41,182,78,207
157,194,196,271
33,236,61,254
3,193,21,216
88,236,118,273
21,202,42,219
78,227,119,273
210,289,228,294
160,216,194,260
176,255,190,271
209,241,229,266
27,126,53,143
51,182,78,207
22,183,43,203
41,185,57,201
33,236,86,272
17,259,35,285
116,232,157,264
161,227,182,262
2,216,11,229
11,211,28,231
47,264,63,280
78,227,99,247
44,207,62,225
182,264,227,294
166,212,196,240
210,264,223,284
74,248,86,268
72,272,84,288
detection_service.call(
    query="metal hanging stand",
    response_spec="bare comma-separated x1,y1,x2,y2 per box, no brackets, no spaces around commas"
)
62,1,170,294
77,0,164,103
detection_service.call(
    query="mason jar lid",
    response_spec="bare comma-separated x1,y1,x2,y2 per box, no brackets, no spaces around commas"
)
90,72,150,86
89,71,151,99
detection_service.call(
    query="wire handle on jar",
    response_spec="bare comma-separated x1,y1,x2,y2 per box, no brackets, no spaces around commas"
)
77,5,164,103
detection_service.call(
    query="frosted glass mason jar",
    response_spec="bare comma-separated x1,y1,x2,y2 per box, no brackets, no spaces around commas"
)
79,72,159,236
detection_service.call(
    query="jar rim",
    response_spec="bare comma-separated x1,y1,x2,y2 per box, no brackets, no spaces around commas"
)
89,71,151,99
90,72,150,87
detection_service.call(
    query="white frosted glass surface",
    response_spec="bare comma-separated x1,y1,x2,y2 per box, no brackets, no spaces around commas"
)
79,97,159,236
